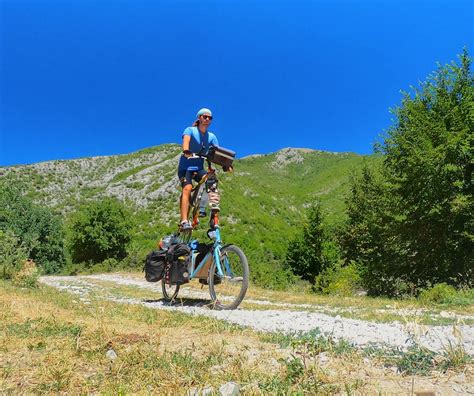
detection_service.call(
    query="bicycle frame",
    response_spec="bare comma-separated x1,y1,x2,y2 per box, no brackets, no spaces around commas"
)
162,150,248,309
191,164,216,213
188,225,236,280
189,174,210,228
180,154,231,279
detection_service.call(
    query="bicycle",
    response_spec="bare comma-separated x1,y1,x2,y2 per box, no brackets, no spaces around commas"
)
161,151,249,310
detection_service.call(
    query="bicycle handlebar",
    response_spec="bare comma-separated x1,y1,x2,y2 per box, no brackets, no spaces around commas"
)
184,146,233,172
186,154,208,160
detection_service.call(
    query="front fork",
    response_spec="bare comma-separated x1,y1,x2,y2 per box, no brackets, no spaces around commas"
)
212,226,233,278
212,225,224,277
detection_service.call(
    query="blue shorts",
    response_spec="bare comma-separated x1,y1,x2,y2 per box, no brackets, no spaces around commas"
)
178,168,207,188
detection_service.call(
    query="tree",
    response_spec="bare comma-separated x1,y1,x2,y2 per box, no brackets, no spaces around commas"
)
382,49,473,288
286,201,336,283
0,230,28,280
343,50,473,294
0,182,66,273
67,197,133,264
341,164,403,295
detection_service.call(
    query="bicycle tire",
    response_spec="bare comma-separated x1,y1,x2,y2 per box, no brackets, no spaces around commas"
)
209,245,249,310
161,279,180,302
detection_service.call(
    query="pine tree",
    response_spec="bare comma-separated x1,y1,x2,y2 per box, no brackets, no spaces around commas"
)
343,50,473,294
286,202,328,283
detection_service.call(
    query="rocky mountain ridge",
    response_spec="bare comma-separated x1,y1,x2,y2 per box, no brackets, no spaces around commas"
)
1,145,366,216
1,144,379,279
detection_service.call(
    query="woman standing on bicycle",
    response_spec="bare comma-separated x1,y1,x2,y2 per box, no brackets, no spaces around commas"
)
178,108,219,231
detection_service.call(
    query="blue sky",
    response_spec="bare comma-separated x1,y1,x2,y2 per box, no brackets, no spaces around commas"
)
1,0,472,166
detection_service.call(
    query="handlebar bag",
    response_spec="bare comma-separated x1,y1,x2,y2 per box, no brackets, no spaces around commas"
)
208,145,235,168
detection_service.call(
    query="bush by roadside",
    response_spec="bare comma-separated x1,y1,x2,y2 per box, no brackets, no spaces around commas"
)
13,259,40,288
314,262,362,296
0,230,39,288
0,230,28,280
0,182,66,274
418,283,474,306
66,198,134,265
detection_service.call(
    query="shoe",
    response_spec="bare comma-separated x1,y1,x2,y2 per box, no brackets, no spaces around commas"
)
199,209,207,218
180,220,193,231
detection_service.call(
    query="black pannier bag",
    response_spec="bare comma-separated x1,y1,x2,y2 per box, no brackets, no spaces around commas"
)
166,243,191,285
144,250,167,282
208,145,235,169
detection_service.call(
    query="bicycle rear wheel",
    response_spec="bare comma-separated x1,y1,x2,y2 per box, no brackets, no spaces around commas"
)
209,245,249,310
162,279,180,302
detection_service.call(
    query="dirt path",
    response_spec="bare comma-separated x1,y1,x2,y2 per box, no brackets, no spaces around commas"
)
39,273,474,356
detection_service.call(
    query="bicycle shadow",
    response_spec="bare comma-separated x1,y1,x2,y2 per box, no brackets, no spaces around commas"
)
143,298,212,308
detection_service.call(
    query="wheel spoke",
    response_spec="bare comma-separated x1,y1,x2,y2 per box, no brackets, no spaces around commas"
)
209,245,249,310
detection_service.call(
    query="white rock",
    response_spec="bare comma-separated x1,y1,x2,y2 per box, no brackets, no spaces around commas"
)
106,349,117,361
187,388,199,396
269,358,280,370
319,352,329,364
202,386,214,396
388,366,398,374
219,382,240,396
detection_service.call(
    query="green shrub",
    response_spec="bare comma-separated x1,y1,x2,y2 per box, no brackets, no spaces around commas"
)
119,248,144,271
447,288,474,306
418,283,458,304
13,260,40,288
251,260,298,290
284,357,305,384
0,230,28,280
66,198,133,265
286,201,341,284
0,183,66,274
89,258,120,273
397,345,436,376
314,262,361,296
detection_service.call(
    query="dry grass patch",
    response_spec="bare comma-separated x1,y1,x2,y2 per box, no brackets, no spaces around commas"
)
0,282,286,393
1,280,473,394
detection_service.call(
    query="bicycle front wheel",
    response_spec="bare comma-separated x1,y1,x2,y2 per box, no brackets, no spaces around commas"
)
209,245,249,310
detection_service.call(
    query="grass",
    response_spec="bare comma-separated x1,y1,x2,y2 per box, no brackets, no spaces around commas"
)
0,279,472,394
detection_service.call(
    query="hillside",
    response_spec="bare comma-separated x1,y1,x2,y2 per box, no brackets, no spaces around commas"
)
1,145,381,282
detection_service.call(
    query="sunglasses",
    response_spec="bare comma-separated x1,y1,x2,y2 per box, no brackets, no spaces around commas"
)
201,115,213,120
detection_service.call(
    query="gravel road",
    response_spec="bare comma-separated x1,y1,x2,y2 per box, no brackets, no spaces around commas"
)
39,274,474,356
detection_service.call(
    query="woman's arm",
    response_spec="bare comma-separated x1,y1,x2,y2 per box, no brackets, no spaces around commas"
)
182,134,191,156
